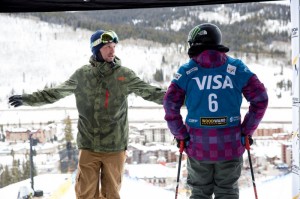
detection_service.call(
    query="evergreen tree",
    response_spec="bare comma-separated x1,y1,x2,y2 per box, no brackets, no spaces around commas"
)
10,149,15,160
2,165,12,187
0,165,4,188
63,116,78,172
21,159,31,180
153,69,164,82
11,159,20,183
64,116,73,144
162,56,166,64
21,158,37,181
64,115,73,161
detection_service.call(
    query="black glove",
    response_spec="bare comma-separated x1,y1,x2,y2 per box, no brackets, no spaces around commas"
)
176,135,190,149
9,95,23,107
241,134,253,149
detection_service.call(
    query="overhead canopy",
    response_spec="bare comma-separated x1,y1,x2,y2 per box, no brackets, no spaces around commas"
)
0,0,283,13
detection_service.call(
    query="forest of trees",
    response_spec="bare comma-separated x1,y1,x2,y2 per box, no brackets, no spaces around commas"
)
0,154,37,188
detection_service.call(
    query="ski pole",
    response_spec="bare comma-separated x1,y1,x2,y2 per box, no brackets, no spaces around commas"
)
246,136,258,199
175,141,184,199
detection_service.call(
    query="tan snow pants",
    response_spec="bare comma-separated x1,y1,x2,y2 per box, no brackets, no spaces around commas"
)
75,149,126,199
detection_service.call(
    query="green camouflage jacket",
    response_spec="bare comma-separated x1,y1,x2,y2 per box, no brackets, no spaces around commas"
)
22,56,165,152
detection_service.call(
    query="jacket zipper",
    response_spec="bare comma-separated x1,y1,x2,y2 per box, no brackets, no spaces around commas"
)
104,89,109,108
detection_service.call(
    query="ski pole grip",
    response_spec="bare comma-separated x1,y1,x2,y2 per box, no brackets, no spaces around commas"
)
245,136,250,150
179,141,184,153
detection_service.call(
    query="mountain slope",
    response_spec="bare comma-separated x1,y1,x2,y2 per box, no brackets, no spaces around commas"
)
21,3,290,55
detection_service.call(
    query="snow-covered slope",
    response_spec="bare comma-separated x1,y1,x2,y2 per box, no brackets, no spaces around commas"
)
0,172,292,199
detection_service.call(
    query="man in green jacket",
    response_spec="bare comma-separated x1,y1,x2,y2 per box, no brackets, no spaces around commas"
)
9,30,165,199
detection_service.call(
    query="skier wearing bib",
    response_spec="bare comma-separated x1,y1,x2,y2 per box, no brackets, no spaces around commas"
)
163,23,268,199
9,29,165,199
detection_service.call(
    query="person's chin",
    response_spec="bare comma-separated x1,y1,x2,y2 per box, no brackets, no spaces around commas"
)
106,57,114,62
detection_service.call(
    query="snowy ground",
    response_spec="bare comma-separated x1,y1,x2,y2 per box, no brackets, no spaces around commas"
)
240,173,291,199
0,172,292,199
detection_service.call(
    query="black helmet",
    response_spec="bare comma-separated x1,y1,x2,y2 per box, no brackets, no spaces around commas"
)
187,23,229,57
187,23,223,47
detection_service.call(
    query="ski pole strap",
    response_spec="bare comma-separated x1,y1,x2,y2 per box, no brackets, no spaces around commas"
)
245,135,251,150
179,141,184,153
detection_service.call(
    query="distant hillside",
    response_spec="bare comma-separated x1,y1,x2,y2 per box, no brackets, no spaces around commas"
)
15,2,290,58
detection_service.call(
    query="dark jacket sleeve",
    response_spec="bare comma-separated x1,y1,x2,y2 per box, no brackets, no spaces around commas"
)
241,74,268,136
163,82,188,140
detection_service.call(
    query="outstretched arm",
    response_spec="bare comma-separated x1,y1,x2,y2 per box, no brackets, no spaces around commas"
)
9,74,78,107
